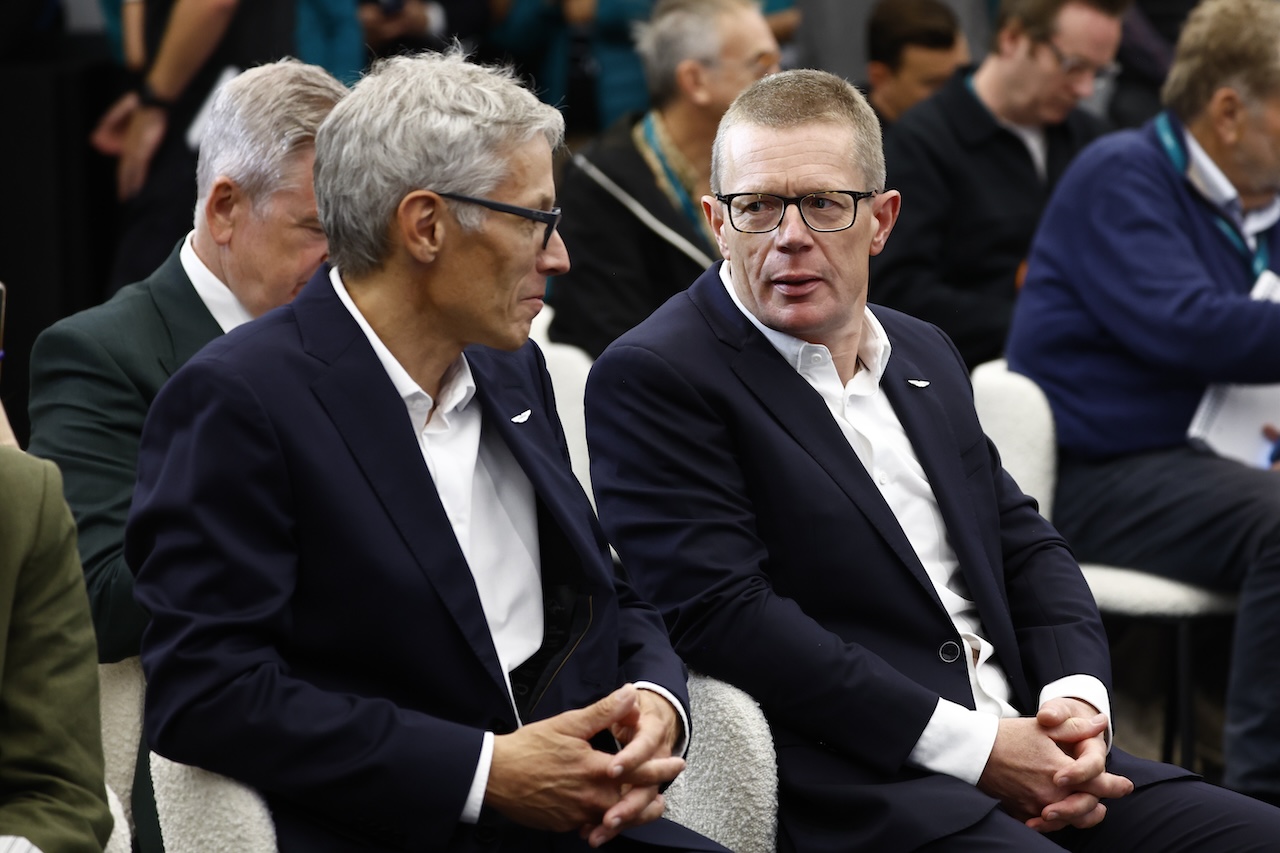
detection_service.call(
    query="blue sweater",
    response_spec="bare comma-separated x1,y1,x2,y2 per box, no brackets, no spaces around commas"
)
1006,112,1280,458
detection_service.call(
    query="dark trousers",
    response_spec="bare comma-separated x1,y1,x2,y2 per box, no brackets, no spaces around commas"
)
918,778,1280,851
1055,445,1280,796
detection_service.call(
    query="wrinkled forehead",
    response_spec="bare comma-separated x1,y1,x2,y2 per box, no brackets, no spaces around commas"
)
720,121,864,190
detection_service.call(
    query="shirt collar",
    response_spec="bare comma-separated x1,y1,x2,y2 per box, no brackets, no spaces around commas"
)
329,267,476,416
180,232,255,333
1183,126,1280,239
718,262,892,386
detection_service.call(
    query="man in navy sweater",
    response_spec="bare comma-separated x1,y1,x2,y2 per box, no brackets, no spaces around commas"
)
1007,0,1280,805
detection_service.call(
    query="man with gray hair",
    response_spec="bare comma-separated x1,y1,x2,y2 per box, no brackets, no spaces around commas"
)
587,67,1280,850
548,0,780,358
1009,0,1280,803
28,58,344,850
126,51,727,852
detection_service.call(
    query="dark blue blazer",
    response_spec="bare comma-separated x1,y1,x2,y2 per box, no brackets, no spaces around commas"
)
126,269,713,852
586,265,1188,852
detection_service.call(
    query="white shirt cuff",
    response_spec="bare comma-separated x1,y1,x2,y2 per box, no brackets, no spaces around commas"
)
635,681,690,758
460,730,494,824
0,837,44,853
907,697,1000,785
1039,675,1113,750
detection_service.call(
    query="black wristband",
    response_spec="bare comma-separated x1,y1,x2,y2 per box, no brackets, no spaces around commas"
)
137,80,175,111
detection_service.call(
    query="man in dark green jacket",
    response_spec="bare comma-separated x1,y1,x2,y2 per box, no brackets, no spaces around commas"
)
27,58,344,851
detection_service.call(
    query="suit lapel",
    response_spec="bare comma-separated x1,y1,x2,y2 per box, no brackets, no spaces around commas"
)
880,338,1024,685
146,245,225,375
466,351,600,583
295,273,511,701
690,270,944,607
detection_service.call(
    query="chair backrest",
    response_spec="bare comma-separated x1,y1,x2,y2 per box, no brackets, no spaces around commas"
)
664,674,778,853
539,339,597,507
970,359,1058,519
149,753,277,853
98,658,146,832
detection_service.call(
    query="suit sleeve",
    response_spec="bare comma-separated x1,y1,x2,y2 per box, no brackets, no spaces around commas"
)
28,324,153,663
0,455,113,852
127,359,486,849
586,344,941,775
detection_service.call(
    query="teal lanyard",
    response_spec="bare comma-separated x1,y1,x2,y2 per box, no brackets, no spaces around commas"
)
642,112,710,249
1155,111,1271,277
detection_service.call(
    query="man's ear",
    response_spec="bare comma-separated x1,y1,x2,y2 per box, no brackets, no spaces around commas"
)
204,176,245,246
702,194,731,259
866,60,892,93
868,190,901,256
678,57,713,108
1207,86,1247,146
396,190,447,264
995,18,1027,59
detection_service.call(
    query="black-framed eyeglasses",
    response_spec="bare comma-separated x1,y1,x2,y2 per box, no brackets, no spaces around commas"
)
436,191,562,249
1040,40,1120,83
715,191,878,234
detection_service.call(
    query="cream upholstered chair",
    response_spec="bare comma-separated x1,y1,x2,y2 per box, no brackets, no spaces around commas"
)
664,674,779,853
149,753,276,852
534,309,780,848
98,658,146,840
970,359,1237,768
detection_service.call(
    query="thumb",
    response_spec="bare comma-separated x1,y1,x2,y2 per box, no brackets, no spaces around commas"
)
560,684,638,740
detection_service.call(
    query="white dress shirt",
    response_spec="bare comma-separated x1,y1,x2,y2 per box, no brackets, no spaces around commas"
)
179,232,255,332
720,264,1110,784
330,269,686,824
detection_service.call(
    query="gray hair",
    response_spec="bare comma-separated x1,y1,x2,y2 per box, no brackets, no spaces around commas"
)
635,0,760,109
1162,0,1280,122
710,69,886,194
314,50,565,278
194,58,346,221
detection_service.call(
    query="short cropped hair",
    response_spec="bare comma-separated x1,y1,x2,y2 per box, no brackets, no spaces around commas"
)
1162,0,1280,122
635,0,760,109
991,0,1129,48
314,50,565,278
868,0,962,70
711,69,886,194
195,58,346,219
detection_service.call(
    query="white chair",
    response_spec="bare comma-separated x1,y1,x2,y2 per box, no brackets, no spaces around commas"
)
971,359,1237,768
148,674,780,853
664,674,779,853
104,784,132,853
98,658,146,835
149,753,277,853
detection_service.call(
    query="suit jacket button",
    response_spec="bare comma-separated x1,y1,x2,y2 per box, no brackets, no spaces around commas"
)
938,640,962,663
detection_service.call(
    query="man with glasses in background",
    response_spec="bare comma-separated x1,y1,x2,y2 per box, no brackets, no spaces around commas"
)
869,0,1125,369
585,67,1280,851
126,50,726,853
548,0,780,359
1009,0,1280,806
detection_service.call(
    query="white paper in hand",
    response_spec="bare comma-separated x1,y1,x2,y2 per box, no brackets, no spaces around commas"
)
1186,270,1280,467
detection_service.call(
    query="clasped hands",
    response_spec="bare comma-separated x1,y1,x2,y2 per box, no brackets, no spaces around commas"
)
979,697,1134,833
485,683,684,848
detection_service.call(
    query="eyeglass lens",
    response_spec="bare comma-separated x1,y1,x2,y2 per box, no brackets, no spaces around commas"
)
728,193,860,233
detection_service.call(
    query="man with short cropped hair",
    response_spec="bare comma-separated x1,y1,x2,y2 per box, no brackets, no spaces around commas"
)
587,66,1280,851
126,50,727,852
871,0,1125,369
548,0,780,358
1009,0,1280,804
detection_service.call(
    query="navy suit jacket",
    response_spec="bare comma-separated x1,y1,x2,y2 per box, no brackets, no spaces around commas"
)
586,265,1188,852
126,270,708,852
